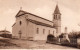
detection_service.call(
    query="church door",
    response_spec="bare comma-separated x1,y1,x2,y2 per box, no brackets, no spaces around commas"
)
19,31,22,39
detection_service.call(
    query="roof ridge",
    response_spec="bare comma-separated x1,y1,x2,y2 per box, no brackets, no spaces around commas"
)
16,10,53,23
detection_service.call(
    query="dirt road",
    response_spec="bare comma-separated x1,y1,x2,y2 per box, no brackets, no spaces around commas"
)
0,38,78,49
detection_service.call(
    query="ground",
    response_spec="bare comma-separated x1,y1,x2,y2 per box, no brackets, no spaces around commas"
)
0,38,78,49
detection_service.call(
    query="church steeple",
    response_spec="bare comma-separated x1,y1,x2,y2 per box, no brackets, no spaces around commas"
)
53,4,61,20
53,4,61,36
54,5,61,15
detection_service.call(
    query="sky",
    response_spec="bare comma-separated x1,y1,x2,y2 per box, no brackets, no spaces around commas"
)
0,0,80,33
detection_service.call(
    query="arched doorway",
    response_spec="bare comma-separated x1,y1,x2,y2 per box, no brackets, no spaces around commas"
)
18,31,22,39
47,34,55,43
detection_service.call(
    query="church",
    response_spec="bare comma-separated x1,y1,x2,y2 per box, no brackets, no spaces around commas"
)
12,5,61,42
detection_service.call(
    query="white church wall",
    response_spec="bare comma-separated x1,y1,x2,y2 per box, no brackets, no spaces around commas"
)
12,12,57,40
33,25,56,41
26,21,36,40
12,15,28,39
20,15,28,39
12,17,21,38
12,22,20,38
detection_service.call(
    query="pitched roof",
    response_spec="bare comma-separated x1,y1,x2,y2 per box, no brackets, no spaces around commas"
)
15,10,26,17
27,19,54,28
16,10,53,23
0,30,10,33
54,5,61,14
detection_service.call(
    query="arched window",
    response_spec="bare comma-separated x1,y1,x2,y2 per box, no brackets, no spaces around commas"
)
54,15,57,19
37,28,39,34
56,15,57,19
53,31,54,35
54,16,55,19
43,29,45,34
20,21,22,25
54,15,55,19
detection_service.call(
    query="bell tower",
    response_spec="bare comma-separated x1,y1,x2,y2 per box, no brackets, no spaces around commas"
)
53,5,61,36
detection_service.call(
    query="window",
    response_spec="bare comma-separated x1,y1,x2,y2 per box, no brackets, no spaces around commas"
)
37,28,39,34
54,15,57,19
53,31,54,35
54,16,55,19
20,21,22,25
54,15,55,19
43,29,45,34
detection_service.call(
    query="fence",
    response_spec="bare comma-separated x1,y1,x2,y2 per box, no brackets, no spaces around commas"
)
60,38,77,47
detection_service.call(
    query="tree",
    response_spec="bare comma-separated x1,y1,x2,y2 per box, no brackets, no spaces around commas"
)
59,33,64,38
68,31,78,38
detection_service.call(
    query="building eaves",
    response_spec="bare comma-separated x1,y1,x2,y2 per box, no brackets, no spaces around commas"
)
27,19,54,28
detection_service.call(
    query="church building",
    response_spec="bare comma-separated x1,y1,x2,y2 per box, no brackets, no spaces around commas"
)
12,5,61,42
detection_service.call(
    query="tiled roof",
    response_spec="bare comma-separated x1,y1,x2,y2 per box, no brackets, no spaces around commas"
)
27,19,54,28
16,10,53,23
